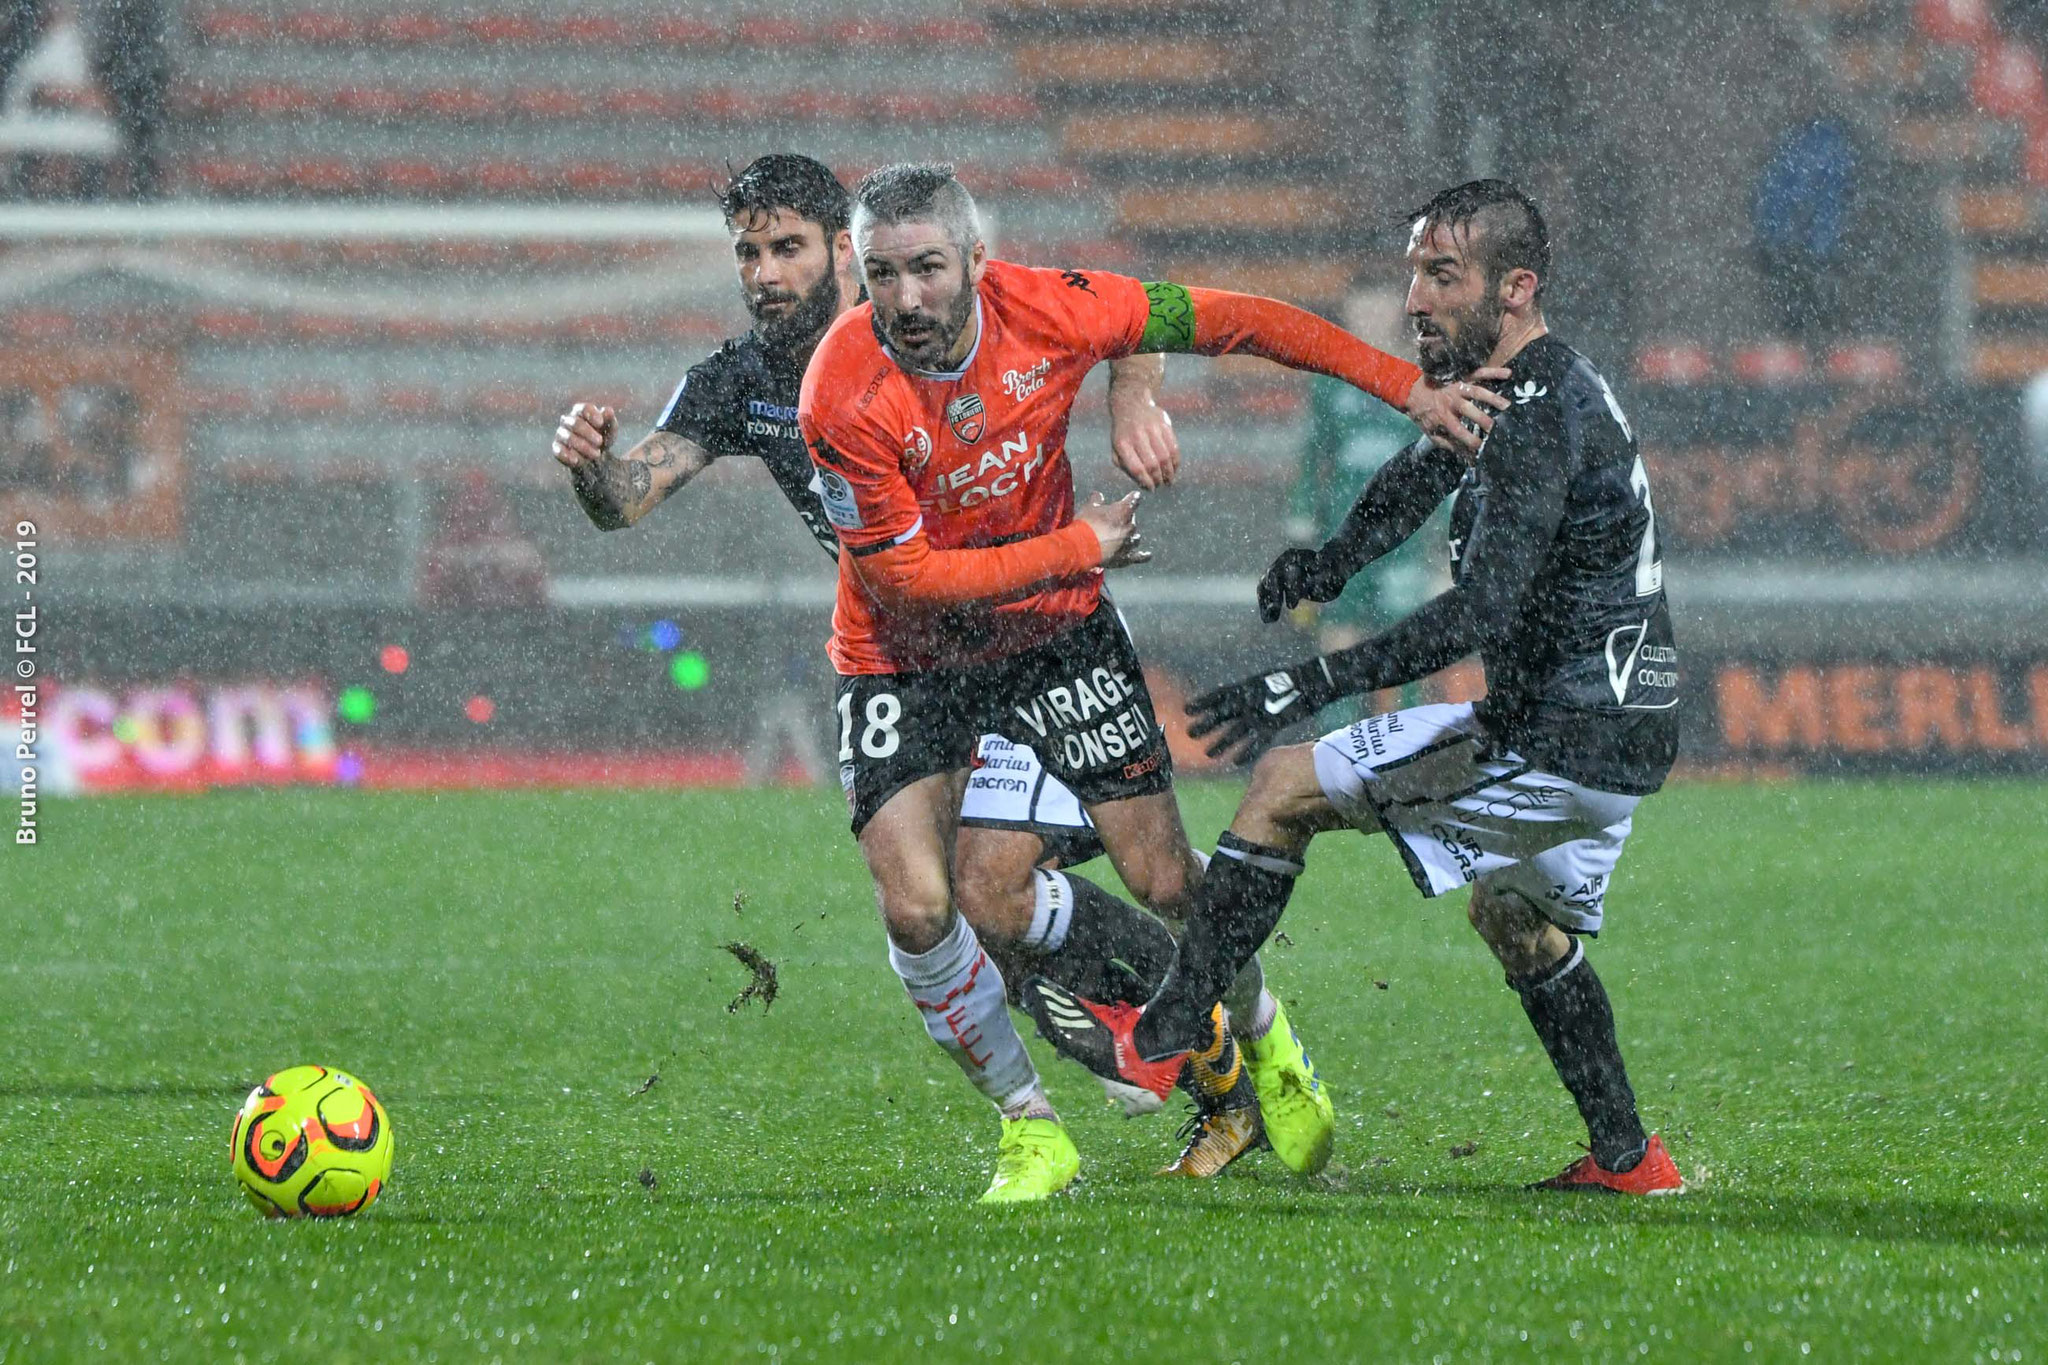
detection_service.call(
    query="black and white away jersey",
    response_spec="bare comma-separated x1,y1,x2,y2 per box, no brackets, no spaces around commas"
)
1316,334,1680,795
655,334,838,558
1448,335,1679,793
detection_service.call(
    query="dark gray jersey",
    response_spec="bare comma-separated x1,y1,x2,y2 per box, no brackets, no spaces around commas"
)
656,334,839,558
1314,334,1679,795
1448,335,1679,793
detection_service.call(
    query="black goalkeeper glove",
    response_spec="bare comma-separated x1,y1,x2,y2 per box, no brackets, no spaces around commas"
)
1256,547,1353,623
1185,658,1339,763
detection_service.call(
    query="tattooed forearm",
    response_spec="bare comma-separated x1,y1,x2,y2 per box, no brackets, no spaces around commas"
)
570,431,709,531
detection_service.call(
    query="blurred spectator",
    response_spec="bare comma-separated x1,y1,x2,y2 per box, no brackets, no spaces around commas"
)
0,0,169,198
1753,115,1856,345
418,471,550,608
1285,275,1446,725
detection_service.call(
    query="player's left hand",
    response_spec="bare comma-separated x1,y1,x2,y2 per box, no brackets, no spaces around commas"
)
1406,367,1511,456
1107,386,1180,489
1186,660,1338,763
1257,546,1350,622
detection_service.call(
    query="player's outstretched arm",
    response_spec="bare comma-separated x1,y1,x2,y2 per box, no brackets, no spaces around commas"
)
1192,438,1572,761
552,401,712,531
1256,439,1465,622
1138,284,1509,453
1105,352,1179,489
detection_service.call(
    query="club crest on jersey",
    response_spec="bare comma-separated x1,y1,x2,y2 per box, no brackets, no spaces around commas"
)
946,393,986,443
901,426,933,475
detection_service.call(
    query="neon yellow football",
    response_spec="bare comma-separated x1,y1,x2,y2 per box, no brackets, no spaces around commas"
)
230,1065,393,1218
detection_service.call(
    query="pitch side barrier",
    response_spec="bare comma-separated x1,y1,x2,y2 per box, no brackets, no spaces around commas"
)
16,601,2048,793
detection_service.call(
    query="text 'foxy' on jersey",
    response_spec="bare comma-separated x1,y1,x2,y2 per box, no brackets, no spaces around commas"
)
1448,336,1682,796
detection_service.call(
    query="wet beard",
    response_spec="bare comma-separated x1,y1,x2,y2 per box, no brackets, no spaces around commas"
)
1417,296,1504,383
749,269,841,371
885,275,976,371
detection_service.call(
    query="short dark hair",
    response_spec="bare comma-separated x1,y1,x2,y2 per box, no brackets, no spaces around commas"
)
1407,179,1550,301
717,154,849,237
850,162,981,252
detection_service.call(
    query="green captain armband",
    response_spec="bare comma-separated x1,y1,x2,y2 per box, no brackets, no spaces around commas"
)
1138,281,1195,353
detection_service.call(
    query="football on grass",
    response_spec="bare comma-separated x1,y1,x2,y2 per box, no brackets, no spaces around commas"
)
230,1065,393,1218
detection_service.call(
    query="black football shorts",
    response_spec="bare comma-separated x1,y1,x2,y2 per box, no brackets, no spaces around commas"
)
834,601,1174,837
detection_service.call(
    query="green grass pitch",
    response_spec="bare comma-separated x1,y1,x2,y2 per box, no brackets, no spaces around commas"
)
4,781,2046,1362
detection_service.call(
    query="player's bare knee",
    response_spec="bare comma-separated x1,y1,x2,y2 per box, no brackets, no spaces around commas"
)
1119,845,1196,920
950,846,1037,948
868,864,955,953
1234,745,1330,849
1468,883,1570,977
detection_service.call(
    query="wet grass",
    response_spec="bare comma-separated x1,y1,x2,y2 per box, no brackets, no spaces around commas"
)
4,781,2045,1362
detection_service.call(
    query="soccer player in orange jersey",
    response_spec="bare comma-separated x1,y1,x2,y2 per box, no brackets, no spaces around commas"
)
800,163,1506,1202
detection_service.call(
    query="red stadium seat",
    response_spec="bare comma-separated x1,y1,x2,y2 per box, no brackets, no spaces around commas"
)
1972,39,2046,120
473,160,545,196
556,13,634,45
647,15,724,45
1824,342,1906,383
376,160,466,196
736,16,817,47
370,12,456,44
330,86,414,119
2024,118,2048,186
512,87,595,119
277,382,350,417
1730,342,1812,385
192,309,269,342
283,157,365,194
278,10,361,44
602,88,692,119
194,7,267,42
416,86,498,119
462,13,547,44
1635,343,1716,385
1914,0,1994,46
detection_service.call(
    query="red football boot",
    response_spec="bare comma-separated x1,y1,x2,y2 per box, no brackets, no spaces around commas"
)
1531,1133,1685,1194
1021,976,1192,1101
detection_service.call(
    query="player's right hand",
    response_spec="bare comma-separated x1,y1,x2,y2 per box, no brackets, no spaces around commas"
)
1077,490,1151,568
1406,368,1510,455
1256,547,1350,622
552,401,617,472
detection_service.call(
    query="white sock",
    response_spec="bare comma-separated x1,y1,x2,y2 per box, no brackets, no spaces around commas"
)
1022,868,1074,954
1224,954,1280,1042
887,915,1042,1115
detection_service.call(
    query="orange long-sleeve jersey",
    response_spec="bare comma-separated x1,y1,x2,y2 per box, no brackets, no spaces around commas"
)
798,260,1423,675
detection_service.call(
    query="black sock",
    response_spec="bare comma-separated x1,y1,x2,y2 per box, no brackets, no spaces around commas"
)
1034,874,1177,1005
1132,832,1301,1060
1512,943,1649,1172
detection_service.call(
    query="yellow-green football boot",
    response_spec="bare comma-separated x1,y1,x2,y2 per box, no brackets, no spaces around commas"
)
1239,998,1334,1174
979,1116,1081,1204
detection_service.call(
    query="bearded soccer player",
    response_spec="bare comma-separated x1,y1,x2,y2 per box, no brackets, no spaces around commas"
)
550,154,1265,1174
801,162,1507,1202
1029,180,1687,1195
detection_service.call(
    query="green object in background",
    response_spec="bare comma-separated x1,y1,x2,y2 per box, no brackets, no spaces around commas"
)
336,686,377,724
669,651,710,690
1290,374,1444,633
